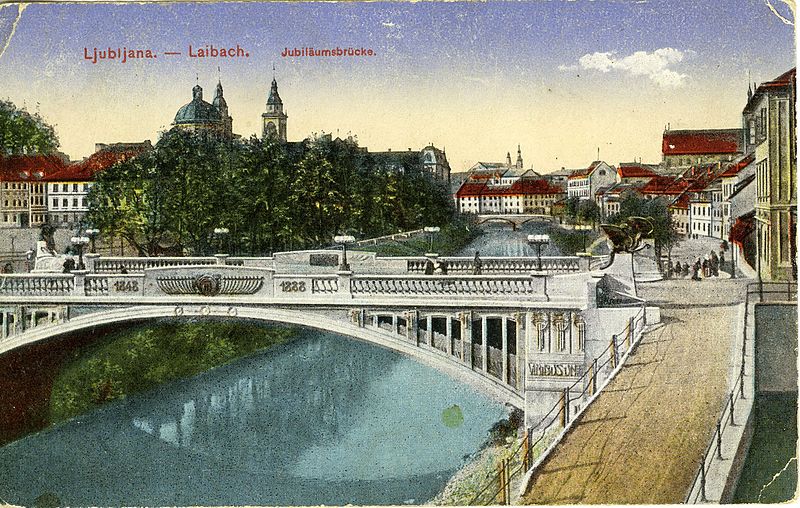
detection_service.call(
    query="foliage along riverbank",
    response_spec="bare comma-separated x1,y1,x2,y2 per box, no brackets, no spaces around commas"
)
355,219,481,257
49,320,298,424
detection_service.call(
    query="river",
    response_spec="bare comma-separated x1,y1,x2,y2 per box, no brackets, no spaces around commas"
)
457,221,563,257
0,331,507,506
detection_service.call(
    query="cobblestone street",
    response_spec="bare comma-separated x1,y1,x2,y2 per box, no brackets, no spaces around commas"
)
522,279,747,504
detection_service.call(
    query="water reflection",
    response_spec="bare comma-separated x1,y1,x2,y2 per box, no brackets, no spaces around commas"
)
0,331,507,506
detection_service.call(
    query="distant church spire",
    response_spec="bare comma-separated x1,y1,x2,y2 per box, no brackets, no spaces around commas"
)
506,151,512,167
516,144,523,169
262,72,288,142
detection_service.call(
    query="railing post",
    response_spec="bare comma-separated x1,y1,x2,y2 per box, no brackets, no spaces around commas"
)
716,421,723,459
84,253,100,273
524,427,533,470
214,253,229,265
497,458,506,505
610,335,618,369
336,270,353,297
627,317,634,350
729,393,736,426
740,364,746,399
700,464,707,502
71,270,88,296
560,388,570,427
591,358,598,395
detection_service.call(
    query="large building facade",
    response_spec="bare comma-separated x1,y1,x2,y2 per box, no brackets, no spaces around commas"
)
745,68,796,281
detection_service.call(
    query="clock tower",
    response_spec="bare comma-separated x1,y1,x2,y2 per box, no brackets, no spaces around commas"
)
262,77,287,142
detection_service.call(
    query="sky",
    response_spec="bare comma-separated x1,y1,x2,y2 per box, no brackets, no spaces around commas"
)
0,0,795,172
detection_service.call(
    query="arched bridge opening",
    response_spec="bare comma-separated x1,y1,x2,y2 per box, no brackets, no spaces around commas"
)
0,305,525,409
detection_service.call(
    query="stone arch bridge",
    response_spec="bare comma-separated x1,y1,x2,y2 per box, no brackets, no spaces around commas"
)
475,214,556,230
0,253,647,424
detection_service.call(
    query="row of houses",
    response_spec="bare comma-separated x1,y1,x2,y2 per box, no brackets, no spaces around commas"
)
0,142,152,230
453,68,796,281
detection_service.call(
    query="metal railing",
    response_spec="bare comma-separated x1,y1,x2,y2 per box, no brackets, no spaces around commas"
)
685,280,796,503
352,228,426,246
470,305,648,505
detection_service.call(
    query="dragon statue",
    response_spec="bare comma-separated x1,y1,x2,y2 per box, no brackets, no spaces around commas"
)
598,216,654,269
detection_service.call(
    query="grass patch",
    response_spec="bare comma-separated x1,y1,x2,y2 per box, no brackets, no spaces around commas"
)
49,320,298,424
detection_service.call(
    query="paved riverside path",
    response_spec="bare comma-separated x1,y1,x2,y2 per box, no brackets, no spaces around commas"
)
522,279,748,504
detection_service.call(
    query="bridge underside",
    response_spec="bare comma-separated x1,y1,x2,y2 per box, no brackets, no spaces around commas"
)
0,303,527,409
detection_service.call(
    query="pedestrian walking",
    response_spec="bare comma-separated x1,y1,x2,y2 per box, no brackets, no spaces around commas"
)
674,261,682,277
424,258,434,275
719,251,726,272
710,251,719,277
473,251,482,275
62,258,75,273
692,258,702,281
437,259,448,275
682,261,690,278
702,257,709,278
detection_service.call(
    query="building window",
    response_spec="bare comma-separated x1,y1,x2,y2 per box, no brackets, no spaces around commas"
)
62,198,68,207
73,183,78,192
759,107,767,138
52,198,58,208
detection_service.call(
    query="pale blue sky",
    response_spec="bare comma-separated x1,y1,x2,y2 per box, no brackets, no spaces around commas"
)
0,1,795,170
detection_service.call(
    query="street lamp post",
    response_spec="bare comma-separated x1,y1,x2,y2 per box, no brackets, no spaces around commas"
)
334,235,356,271
85,228,100,254
527,234,550,271
213,227,230,254
575,224,592,254
424,226,440,255
70,235,90,270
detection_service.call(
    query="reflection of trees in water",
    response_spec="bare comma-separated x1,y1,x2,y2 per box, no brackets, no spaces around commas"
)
129,334,398,470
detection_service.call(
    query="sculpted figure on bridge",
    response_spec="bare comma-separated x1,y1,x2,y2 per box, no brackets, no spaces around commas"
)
32,224,76,273
599,216,653,270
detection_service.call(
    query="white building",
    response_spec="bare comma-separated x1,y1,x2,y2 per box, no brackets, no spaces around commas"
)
566,161,616,200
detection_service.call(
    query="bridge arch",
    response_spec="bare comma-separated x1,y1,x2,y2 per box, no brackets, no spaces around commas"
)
0,305,523,408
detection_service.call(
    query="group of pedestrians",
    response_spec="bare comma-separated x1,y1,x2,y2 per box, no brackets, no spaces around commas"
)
423,251,483,275
666,250,727,281
423,257,449,275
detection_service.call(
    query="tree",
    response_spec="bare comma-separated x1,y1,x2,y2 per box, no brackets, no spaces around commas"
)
608,193,680,271
87,128,457,256
577,200,601,227
0,100,60,155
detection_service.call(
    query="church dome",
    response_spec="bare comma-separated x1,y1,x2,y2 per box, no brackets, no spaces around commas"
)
174,85,222,125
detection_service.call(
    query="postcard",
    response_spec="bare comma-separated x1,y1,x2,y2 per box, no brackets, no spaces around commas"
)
0,0,796,506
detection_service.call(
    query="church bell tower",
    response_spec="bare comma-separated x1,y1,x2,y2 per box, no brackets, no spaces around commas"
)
262,77,288,142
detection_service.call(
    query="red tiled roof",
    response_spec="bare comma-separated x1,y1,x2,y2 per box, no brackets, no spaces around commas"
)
456,178,565,198
719,154,755,177
0,154,68,181
662,129,743,156
640,176,686,195
44,148,144,182
617,164,657,179
669,194,691,210
455,181,487,198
